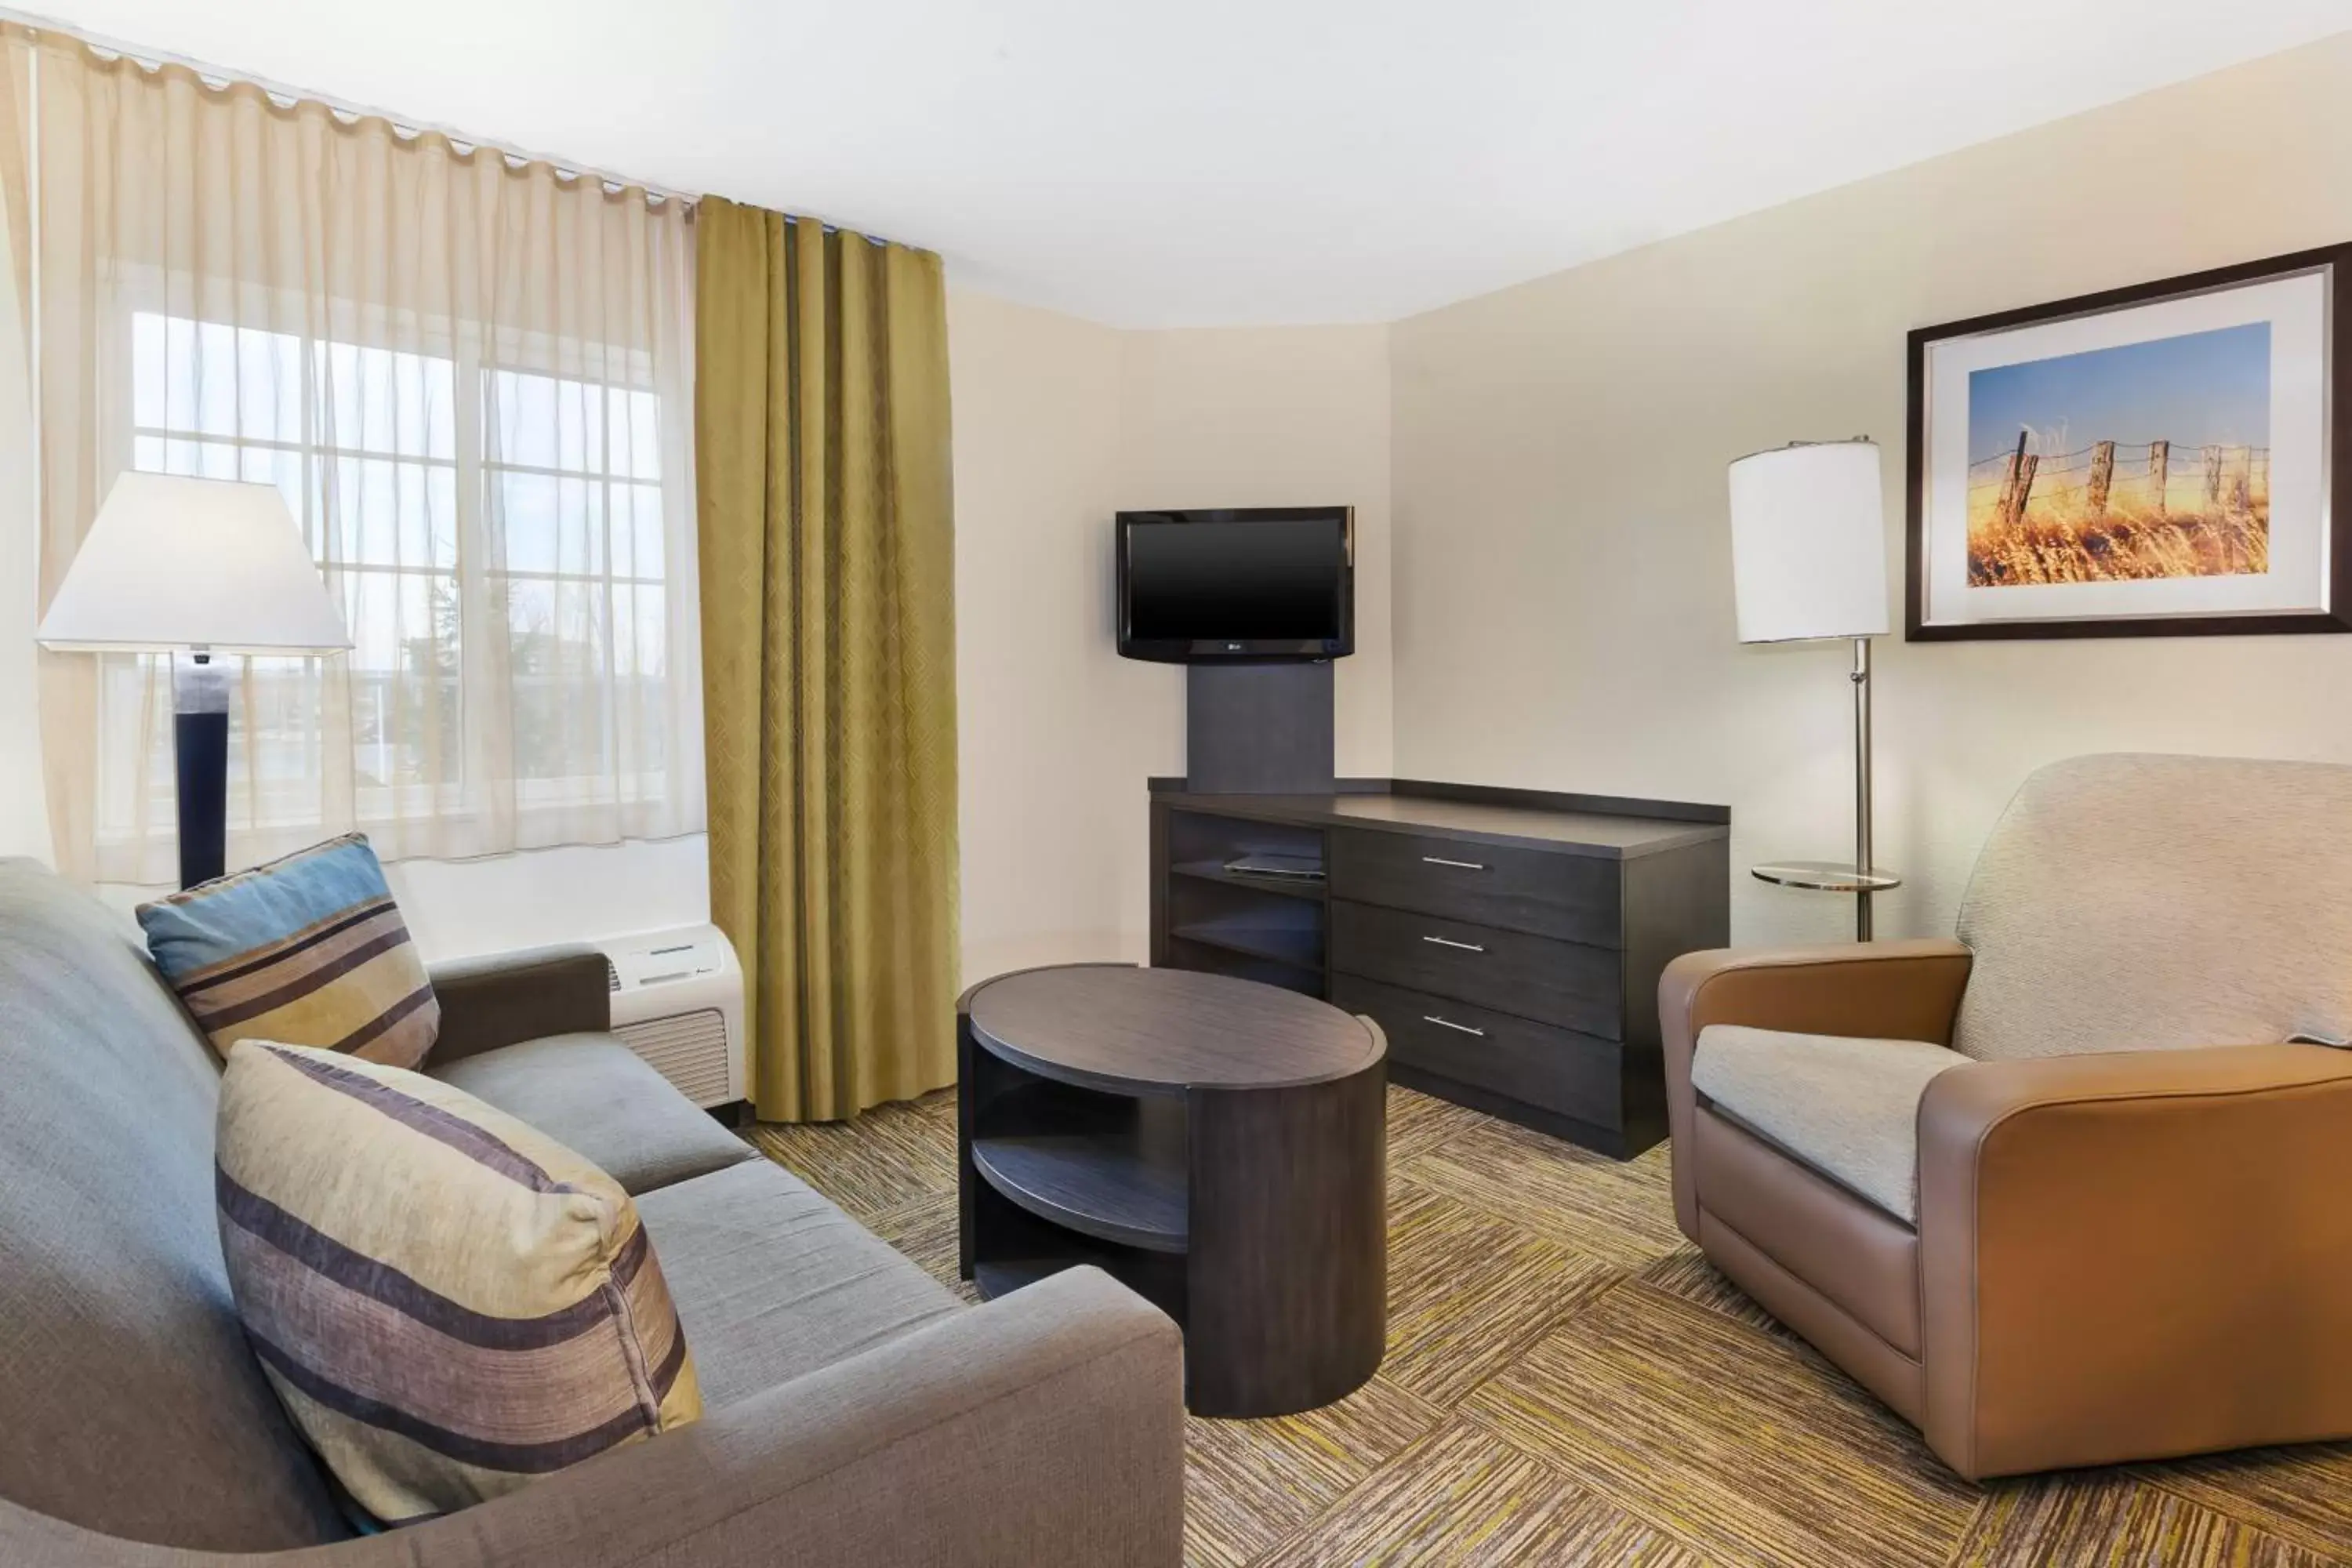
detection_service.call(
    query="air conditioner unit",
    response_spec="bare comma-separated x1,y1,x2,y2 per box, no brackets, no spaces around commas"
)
592,924,746,1111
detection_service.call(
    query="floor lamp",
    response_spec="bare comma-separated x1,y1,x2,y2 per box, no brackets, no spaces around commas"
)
1727,439,1898,941
37,474,350,890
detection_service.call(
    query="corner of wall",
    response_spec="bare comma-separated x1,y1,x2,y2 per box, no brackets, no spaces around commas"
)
948,292,1397,978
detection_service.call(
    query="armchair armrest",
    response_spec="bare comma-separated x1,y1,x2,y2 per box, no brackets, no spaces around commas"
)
1658,940,1973,1235
1915,1044,2352,1479
426,945,612,1066
20,1267,1185,1568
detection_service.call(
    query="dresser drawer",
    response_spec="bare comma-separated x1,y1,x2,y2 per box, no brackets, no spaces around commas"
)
1334,974,1624,1131
1330,900,1622,1039
1329,829,1620,946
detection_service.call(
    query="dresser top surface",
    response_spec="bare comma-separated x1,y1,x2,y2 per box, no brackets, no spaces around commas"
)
1156,786,1730,859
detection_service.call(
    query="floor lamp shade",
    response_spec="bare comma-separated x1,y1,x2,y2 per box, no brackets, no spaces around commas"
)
1728,439,1896,940
37,474,349,890
1727,440,1889,644
36,474,350,655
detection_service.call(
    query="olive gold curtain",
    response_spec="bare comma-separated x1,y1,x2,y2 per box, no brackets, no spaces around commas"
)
695,197,960,1123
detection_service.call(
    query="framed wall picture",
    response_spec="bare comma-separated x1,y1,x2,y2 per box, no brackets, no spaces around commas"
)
1906,243,2352,640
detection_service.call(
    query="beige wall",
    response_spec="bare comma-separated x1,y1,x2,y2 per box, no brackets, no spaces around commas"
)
1115,326,1394,778
1391,34,2352,947
949,290,1140,982
949,290,1392,982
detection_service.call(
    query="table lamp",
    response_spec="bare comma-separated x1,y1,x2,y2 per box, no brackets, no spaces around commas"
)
1727,438,1897,940
37,473,351,890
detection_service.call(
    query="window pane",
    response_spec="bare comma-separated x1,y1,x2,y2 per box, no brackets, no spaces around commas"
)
132,312,301,443
492,471,604,575
132,434,241,481
608,387,662,481
503,576,609,781
336,573,460,789
488,369,602,473
233,656,331,825
619,582,666,681
612,583,668,782
609,482,665,580
327,458,458,571
94,653,172,837
319,340,457,459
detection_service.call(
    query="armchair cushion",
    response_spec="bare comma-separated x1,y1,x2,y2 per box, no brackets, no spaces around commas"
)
1693,1024,1969,1221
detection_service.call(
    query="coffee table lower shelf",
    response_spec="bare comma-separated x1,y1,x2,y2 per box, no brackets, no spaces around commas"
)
967,1116,1194,1329
969,1113,1189,1254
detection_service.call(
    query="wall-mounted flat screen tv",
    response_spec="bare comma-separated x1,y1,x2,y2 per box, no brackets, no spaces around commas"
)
1116,506,1354,662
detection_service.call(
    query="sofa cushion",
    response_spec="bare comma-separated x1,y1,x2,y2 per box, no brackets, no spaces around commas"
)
1955,753,2352,1061
217,1041,703,1526
636,1159,963,1407
1692,1024,1969,1222
0,859,348,1552
138,833,438,1069
430,1034,759,1196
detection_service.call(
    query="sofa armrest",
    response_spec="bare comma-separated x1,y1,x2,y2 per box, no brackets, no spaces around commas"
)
1915,1044,2352,1479
1658,940,1973,1236
426,945,612,1066
13,1267,1185,1568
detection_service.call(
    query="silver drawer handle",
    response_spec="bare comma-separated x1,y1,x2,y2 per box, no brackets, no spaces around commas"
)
1421,935,1486,953
1422,1014,1487,1037
1421,855,1487,871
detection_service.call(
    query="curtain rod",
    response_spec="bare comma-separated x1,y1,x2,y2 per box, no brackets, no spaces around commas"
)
0,5,703,209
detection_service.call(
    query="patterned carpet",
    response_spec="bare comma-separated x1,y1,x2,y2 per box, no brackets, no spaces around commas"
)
746,1086,2352,1567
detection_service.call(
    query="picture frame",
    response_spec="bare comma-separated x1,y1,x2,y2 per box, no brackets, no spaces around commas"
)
1905,242,2352,641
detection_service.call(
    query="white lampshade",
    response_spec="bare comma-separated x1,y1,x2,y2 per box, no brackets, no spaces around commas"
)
1726,440,1889,644
37,473,350,654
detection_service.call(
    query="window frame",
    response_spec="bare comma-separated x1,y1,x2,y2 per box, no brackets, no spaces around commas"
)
104,297,684,848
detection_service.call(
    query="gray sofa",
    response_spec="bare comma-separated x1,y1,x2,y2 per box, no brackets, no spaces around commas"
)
0,858,1184,1566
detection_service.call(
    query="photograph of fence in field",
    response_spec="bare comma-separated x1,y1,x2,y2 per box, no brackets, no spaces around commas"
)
1959,321,2272,590
1965,437,2270,586
1912,252,2345,640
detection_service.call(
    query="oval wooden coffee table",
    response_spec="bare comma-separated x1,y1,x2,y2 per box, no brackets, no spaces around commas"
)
956,964,1387,1417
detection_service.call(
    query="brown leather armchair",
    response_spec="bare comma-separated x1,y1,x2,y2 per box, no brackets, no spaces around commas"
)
1661,754,2352,1480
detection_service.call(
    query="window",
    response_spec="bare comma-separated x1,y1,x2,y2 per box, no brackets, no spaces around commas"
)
484,368,672,801
16,33,702,886
112,310,688,852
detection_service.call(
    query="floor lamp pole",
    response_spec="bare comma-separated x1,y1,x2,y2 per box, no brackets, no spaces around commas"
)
1851,635,1875,942
174,650,230,891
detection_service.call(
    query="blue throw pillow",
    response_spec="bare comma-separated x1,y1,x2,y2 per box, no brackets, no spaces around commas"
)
138,833,440,1069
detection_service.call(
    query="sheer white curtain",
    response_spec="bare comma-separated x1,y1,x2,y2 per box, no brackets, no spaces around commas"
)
9,25,703,884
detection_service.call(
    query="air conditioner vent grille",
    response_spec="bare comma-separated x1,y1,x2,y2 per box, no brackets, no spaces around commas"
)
613,1008,732,1107
605,957,622,993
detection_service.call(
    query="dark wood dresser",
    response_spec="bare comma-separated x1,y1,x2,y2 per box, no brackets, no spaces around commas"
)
1149,779,1730,1157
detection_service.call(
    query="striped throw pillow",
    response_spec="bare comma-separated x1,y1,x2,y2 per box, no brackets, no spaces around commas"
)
139,833,440,1069
216,1040,702,1526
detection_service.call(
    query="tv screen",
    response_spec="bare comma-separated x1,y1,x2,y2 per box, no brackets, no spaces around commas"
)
1117,508,1353,662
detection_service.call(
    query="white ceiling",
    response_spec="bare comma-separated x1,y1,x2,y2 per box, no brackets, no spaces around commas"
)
20,1,2352,327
